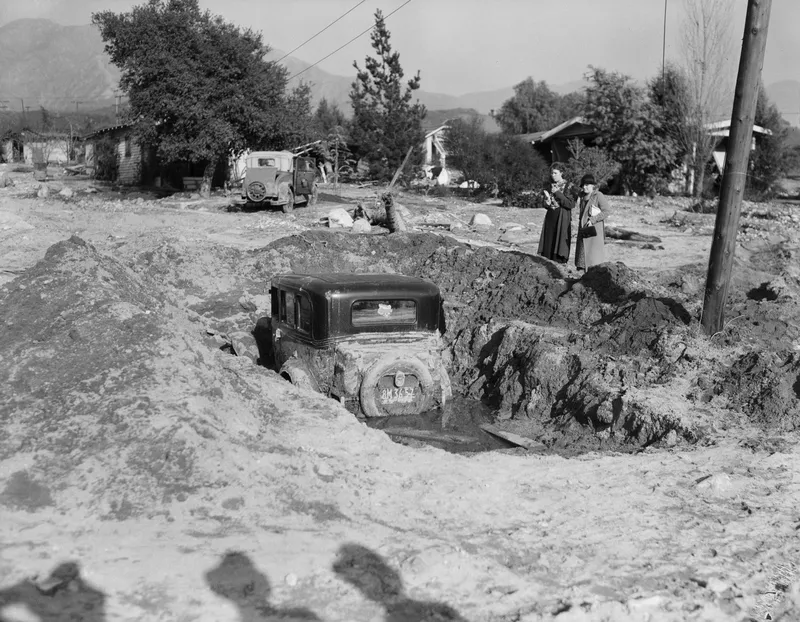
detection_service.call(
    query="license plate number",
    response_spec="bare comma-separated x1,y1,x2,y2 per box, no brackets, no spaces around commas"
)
379,386,417,404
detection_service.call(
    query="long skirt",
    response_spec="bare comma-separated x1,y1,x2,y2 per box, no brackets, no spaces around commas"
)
537,207,572,263
575,223,606,269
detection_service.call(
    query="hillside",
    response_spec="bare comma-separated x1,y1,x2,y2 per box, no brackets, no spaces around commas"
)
0,19,119,112
2,16,792,128
0,18,563,117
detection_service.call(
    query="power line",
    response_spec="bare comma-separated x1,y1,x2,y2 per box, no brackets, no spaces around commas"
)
275,0,369,64
288,0,414,81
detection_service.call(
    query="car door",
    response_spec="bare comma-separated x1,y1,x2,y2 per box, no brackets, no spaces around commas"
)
293,157,317,197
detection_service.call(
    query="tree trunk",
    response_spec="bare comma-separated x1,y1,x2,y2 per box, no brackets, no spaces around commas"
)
695,165,706,198
200,158,216,198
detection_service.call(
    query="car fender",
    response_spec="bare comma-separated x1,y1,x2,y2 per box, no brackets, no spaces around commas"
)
279,358,320,393
277,181,292,204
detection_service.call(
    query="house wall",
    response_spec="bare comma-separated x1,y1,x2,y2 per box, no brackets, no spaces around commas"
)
23,141,69,164
116,135,142,185
423,131,447,168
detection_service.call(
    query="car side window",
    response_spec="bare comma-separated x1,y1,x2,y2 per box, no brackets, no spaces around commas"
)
351,300,416,326
297,294,312,333
279,290,296,327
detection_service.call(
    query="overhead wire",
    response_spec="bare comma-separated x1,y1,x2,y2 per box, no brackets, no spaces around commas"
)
287,0,413,81
275,0,369,63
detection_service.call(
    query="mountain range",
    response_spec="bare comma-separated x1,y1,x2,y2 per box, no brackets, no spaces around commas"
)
1,18,798,128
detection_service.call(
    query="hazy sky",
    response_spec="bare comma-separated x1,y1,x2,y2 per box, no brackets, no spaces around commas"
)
2,0,797,95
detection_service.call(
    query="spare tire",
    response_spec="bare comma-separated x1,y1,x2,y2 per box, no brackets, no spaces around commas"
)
360,357,434,418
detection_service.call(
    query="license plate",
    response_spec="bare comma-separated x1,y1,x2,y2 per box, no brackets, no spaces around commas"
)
379,386,417,404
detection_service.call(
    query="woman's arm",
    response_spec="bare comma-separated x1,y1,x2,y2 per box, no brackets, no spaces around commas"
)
553,190,574,210
591,192,611,223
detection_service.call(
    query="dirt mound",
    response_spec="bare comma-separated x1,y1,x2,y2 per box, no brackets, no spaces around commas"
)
720,351,800,430
0,236,351,519
250,233,700,449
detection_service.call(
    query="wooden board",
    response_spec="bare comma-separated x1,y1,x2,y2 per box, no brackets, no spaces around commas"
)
379,427,477,445
479,424,546,450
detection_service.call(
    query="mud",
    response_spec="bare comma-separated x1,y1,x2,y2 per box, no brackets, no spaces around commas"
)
2,178,800,621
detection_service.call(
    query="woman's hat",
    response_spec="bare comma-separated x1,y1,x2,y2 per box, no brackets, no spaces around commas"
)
580,174,596,186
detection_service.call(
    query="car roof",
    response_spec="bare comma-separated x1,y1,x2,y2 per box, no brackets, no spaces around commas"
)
248,151,294,158
271,273,440,297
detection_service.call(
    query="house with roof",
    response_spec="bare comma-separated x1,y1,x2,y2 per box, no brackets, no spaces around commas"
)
84,123,227,189
704,119,772,174
420,123,450,185
521,115,772,194
520,116,598,163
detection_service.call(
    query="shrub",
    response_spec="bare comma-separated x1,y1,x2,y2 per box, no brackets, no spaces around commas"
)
562,138,620,191
93,135,119,182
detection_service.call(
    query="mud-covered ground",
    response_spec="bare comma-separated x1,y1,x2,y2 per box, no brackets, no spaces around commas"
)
1,165,799,622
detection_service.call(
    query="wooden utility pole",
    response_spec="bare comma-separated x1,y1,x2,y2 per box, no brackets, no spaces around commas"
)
701,0,772,335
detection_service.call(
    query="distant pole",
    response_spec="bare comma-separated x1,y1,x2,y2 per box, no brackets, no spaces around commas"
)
701,0,772,335
662,0,667,85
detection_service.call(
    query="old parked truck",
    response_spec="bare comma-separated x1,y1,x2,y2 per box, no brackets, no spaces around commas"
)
241,151,318,212
255,273,452,418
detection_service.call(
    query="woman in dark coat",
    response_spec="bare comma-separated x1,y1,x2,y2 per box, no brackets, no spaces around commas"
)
537,164,574,264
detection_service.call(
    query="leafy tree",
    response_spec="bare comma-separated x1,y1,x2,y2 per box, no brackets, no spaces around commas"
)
747,85,790,199
583,66,679,195
443,116,487,184
350,9,426,181
267,82,315,150
494,78,559,134
494,78,586,135
487,135,550,205
313,98,348,137
92,0,293,196
677,0,736,196
561,139,620,191
39,107,53,132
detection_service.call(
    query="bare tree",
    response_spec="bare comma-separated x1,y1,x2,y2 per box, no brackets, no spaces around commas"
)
677,0,737,197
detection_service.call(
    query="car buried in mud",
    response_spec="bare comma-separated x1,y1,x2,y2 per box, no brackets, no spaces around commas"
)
255,273,452,418
240,151,318,212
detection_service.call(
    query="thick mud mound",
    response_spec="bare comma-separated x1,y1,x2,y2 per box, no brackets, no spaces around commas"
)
253,231,800,449
0,236,355,519
250,232,699,450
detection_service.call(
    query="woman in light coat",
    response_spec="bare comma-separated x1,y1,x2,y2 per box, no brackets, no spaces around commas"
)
574,174,611,271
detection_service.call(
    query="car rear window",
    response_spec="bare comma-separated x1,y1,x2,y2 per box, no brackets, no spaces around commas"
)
351,299,416,326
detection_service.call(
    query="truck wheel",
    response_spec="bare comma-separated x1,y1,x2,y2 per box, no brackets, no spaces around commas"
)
282,190,295,213
360,357,434,418
309,183,319,206
247,181,267,203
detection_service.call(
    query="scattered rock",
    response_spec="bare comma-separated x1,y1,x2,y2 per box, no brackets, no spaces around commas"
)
327,208,354,228
58,187,74,199
696,473,733,496
238,296,257,312
37,184,50,199
470,213,492,228
351,218,372,234
498,229,531,245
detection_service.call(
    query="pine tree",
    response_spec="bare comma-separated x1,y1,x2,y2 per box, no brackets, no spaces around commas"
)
349,10,426,181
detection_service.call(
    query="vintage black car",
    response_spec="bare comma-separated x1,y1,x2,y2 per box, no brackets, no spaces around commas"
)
240,151,318,213
255,273,452,418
